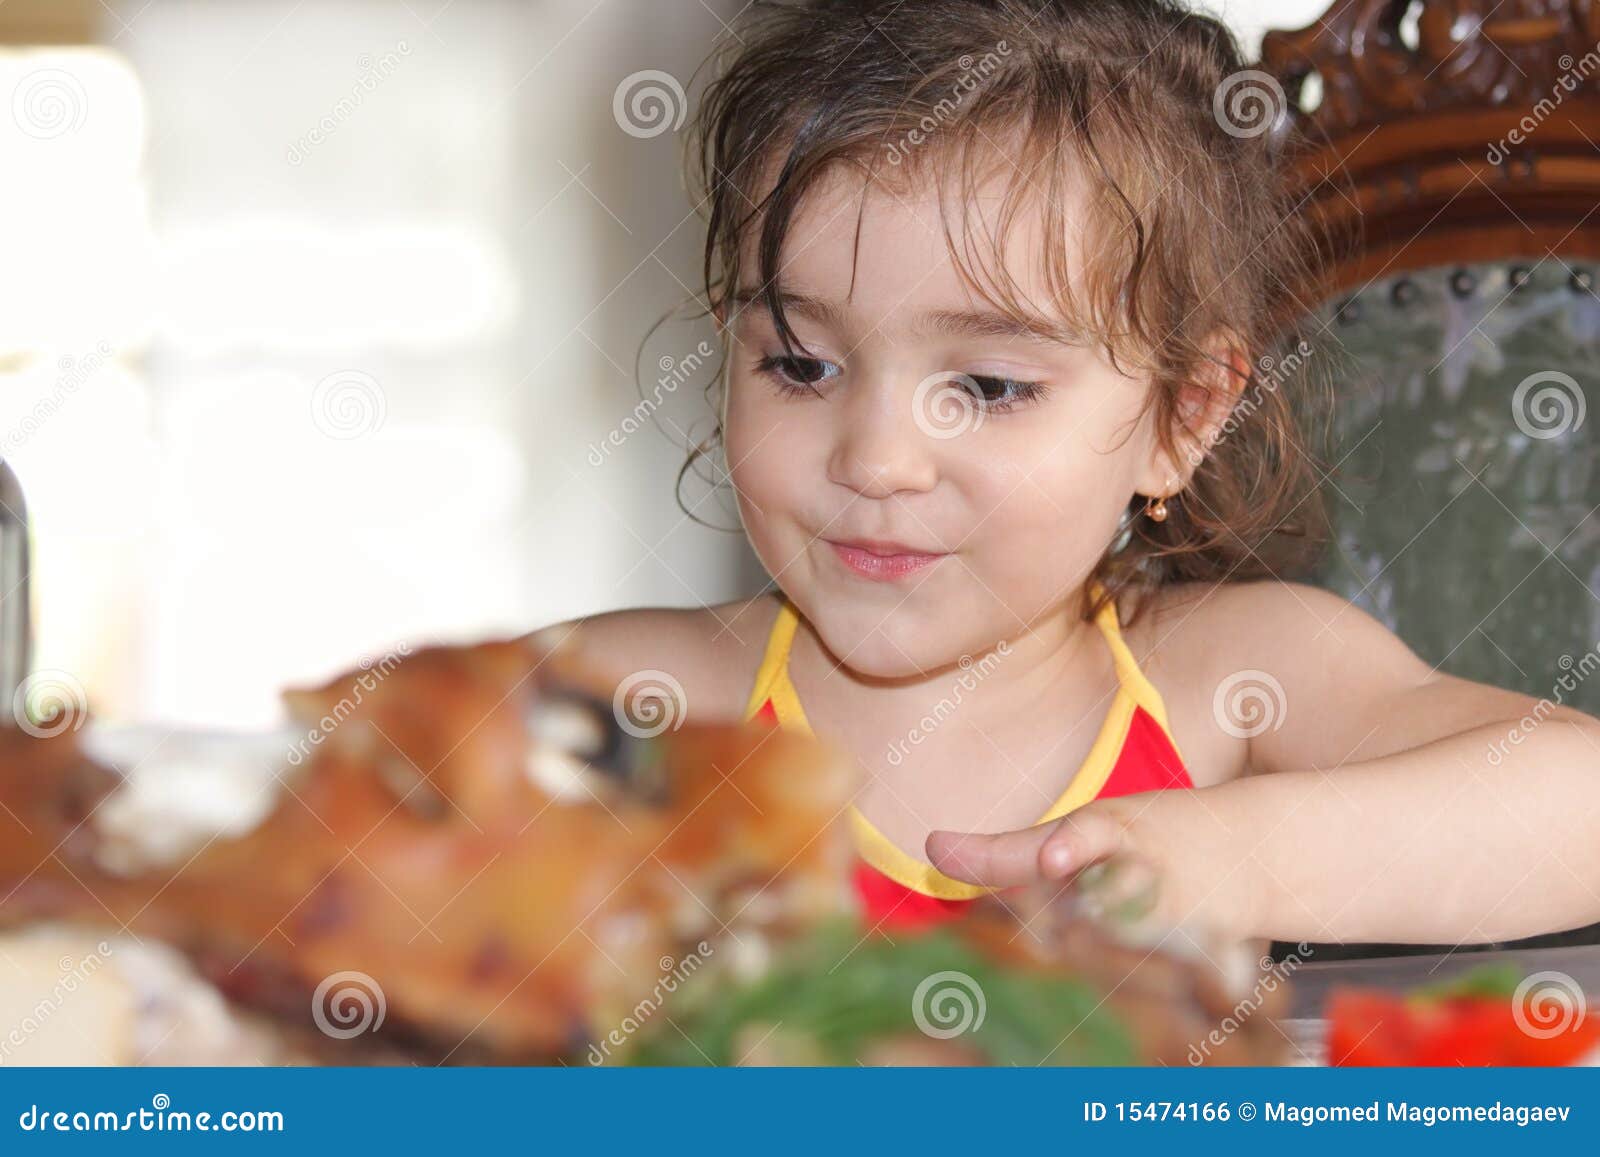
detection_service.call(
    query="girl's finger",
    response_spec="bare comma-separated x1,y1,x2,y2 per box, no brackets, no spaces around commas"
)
1036,808,1124,879
925,822,1054,887
926,808,1125,888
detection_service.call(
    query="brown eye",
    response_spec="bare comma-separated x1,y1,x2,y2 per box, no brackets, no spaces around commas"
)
754,354,839,395
960,375,1047,412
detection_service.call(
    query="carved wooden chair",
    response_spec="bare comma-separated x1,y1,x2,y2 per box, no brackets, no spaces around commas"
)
1261,0,1600,953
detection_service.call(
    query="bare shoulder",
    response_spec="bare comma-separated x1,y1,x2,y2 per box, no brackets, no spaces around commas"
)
1115,579,1398,784
526,592,784,724
1126,578,1425,679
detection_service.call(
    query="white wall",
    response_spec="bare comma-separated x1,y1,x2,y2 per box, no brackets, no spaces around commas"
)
2,0,1330,729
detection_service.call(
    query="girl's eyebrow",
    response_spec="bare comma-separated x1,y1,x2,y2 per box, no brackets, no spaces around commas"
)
729,286,1084,347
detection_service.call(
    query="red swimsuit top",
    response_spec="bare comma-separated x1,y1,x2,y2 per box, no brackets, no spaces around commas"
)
742,583,1193,930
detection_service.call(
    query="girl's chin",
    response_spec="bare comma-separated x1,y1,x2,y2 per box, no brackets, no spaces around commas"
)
809,613,968,682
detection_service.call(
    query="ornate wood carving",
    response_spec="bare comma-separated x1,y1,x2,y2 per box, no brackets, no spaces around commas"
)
1260,0,1600,294
1263,0,1600,135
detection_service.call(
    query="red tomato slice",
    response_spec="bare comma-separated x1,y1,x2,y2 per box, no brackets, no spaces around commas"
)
1327,984,1600,1067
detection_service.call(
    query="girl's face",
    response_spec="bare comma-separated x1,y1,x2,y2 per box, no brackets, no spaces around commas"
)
723,166,1181,678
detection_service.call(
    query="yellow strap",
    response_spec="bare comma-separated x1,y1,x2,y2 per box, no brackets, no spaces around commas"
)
742,591,801,721
740,582,1182,898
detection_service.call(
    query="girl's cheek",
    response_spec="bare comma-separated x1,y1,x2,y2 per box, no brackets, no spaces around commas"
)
725,391,807,537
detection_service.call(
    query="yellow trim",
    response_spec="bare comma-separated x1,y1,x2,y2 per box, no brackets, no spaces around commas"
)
740,592,812,736
740,583,1182,898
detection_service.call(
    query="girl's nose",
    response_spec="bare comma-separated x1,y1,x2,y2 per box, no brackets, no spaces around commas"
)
825,380,940,498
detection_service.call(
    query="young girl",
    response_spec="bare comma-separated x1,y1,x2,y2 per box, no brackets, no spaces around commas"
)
550,0,1600,943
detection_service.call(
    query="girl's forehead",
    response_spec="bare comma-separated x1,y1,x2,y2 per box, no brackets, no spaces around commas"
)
738,160,1093,335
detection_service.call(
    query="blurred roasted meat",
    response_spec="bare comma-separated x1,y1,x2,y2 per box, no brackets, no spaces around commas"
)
0,633,855,1062
0,631,1290,1067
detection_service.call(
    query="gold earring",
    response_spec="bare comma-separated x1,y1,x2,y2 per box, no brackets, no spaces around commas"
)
1144,493,1169,523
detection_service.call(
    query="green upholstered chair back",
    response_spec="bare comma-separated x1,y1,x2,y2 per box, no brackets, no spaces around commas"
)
1310,260,1600,711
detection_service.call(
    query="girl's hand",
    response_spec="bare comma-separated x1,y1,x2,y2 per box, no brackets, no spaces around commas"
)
925,801,1133,888
926,794,1253,939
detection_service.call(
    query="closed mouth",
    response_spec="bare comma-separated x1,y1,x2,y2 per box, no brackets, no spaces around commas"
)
823,538,949,581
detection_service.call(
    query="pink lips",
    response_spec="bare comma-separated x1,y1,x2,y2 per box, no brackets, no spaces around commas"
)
825,538,949,582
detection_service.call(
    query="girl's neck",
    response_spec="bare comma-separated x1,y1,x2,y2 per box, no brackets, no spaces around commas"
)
785,587,1115,748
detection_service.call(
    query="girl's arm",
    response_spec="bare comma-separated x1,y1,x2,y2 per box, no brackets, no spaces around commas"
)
926,582,1600,944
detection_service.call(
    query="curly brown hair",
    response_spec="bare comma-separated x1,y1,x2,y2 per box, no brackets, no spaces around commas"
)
677,0,1339,623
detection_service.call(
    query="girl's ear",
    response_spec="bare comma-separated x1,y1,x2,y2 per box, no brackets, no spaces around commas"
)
1135,336,1251,499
